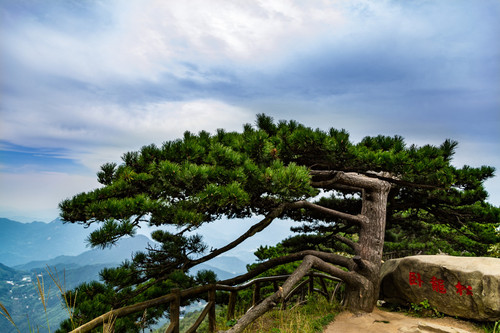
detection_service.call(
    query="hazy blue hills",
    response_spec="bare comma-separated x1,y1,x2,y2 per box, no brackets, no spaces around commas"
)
0,220,155,333
1,217,248,279
10,232,247,280
14,234,154,271
197,255,248,278
0,262,23,281
0,217,249,332
0,218,98,267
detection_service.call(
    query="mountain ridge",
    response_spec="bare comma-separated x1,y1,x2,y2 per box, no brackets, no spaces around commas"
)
0,217,99,266
14,234,153,271
1,218,249,279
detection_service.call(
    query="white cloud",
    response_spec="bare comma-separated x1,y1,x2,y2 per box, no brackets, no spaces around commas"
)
110,0,345,64
2,98,254,170
2,0,349,86
76,99,255,170
1,0,498,222
0,171,99,222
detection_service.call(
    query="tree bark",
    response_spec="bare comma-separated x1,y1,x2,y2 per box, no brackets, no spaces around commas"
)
344,175,391,312
218,249,354,286
309,171,392,313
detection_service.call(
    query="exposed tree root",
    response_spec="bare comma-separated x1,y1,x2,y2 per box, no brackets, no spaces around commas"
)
219,254,366,333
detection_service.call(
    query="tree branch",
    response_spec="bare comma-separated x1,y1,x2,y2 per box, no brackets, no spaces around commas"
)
331,234,360,254
289,200,367,226
218,250,354,286
310,170,390,191
361,171,440,190
188,204,288,268
116,204,290,305
352,255,375,275
310,181,362,192
313,169,440,190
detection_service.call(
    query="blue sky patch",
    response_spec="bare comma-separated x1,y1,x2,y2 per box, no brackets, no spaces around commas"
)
0,142,87,174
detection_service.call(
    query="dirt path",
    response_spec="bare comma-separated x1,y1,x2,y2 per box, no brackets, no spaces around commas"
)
324,307,482,333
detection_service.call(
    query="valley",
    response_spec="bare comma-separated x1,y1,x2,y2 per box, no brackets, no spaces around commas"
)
0,218,247,332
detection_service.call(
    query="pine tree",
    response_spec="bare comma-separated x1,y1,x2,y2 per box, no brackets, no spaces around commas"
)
58,114,499,332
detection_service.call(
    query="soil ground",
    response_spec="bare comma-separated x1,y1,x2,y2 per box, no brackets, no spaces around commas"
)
324,307,483,333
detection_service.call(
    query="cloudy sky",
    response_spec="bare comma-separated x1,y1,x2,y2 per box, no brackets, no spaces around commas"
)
1,0,499,224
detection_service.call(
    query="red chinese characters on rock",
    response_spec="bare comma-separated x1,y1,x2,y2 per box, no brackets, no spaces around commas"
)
430,276,447,294
455,281,473,296
409,271,423,287
408,272,473,296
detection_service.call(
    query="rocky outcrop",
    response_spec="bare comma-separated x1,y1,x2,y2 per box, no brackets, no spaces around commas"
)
379,255,500,321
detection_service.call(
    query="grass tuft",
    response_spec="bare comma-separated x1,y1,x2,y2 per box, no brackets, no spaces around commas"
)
33,272,51,332
481,321,500,333
45,266,78,330
1,266,81,333
0,301,21,333
217,294,340,333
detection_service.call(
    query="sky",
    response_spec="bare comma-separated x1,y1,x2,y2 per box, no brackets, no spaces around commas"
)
1,0,499,227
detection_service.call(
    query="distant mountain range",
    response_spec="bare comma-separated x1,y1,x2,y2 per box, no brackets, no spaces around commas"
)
0,218,248,278
0,218,249,332
0,262,23,281
14,233,152,271
0,220,155,333
0,217,99,266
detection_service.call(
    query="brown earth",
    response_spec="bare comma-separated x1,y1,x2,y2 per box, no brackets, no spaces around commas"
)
324,307,483,333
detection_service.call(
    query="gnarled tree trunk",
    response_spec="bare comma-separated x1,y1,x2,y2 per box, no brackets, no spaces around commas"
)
307,171,391,313
344,175,391,312
222,172,392,332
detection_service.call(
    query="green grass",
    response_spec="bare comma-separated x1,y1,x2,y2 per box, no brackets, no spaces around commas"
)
480,321,500,333
238,294,340,333
152,293,340,333
187,294,340,333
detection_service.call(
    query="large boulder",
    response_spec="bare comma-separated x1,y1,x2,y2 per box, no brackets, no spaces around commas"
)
379,255,500,321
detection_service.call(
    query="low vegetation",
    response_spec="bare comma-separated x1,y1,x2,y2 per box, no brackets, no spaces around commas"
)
153,294,340,333
483,321,500,333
